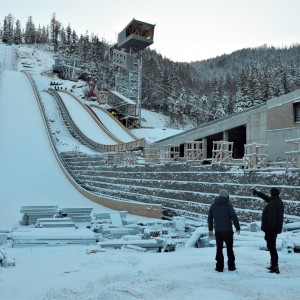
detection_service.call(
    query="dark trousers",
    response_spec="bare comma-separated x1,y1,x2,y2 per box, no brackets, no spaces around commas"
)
265,233,278,267
215,231,235,270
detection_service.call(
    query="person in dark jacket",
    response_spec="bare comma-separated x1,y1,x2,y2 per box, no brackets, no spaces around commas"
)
208,189,240,272
252,187,284,274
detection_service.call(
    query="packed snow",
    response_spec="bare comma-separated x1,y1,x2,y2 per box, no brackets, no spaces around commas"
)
0,42,300,300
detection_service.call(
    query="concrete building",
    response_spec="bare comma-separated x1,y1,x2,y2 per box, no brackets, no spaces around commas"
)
150,89,300,162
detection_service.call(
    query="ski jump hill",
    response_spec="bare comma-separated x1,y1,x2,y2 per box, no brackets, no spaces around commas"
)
49,89,144,152
0,67,158,229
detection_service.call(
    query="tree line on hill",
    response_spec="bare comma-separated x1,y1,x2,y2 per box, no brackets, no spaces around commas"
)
1,13,300,127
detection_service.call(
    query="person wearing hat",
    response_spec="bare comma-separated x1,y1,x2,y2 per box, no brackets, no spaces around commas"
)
208,189,240,272
252,187,284,274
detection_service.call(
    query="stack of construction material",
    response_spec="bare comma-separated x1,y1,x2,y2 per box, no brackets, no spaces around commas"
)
99,225,141,239
11,228,97,246
93,211,128,223
35,218,76,228
98,238,164,251
59,208,93,222
19,206,59,225
0,249,15,267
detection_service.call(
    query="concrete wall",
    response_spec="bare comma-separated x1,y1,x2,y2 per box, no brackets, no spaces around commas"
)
267,128,300,161
150,89,300,162
151,103,267,159
266,90,300,161
246,110,267,144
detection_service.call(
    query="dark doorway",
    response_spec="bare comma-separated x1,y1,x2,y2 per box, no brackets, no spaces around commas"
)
179,143,185,157
206,132,223,158
205,125,246,159
227,125,246,158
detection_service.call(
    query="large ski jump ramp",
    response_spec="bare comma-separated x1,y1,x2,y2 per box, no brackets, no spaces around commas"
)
54,90,144,151
0,70,111,227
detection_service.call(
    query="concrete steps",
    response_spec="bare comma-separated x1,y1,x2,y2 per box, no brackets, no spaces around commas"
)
60,152,300,223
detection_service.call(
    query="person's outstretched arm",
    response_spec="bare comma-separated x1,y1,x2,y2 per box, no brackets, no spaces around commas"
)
252,189,270,203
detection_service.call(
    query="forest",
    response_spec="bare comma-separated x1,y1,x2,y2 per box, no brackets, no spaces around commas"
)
2,13,300,127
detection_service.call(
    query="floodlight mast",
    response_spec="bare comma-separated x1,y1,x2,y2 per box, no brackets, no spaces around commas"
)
112,19,155,128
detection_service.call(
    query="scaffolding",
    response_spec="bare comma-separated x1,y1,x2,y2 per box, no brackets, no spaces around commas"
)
165,145,180,163
115,64,138,104
144,148,161,164
212,141,233,164
243,143,268,171
185,141,204,162
286,138,300,170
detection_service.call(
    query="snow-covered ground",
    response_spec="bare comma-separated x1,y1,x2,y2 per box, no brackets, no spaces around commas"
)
0,42,300,300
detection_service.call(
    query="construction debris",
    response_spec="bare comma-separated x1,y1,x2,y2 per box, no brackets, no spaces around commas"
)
0,249,15,268
19,206,59,225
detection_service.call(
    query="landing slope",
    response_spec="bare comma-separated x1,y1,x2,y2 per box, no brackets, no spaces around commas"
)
0,70,109,228
58,91,119,145
90,104,137,143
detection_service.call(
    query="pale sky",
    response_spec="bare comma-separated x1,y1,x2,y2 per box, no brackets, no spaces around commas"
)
1,0,300,62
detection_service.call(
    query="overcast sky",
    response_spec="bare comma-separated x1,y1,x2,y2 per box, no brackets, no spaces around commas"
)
1,0,300,62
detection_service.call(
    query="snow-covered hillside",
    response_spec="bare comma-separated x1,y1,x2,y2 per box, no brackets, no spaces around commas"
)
2,42,183,144
0,42,300,300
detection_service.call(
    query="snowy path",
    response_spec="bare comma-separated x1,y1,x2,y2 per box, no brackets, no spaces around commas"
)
0,70,110,228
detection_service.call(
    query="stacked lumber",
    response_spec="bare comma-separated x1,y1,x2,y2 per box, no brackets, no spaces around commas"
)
19,206,59,225
98,238,164,251
59,208,93,222
11,228,97,246
35,218,76,228
93,211,128,222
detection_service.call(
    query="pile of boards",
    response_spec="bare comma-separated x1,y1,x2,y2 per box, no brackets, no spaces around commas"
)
10,227,97,246
19,206,93,226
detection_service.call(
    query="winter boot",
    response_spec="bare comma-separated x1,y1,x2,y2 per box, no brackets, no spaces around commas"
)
266,260,272,270
215,267,223,272
269,265,280,274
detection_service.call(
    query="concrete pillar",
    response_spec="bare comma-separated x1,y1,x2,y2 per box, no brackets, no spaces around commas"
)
223,131,228,141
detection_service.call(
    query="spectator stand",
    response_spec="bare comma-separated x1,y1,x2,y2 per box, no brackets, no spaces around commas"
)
105,151,140,166
144,148,161,164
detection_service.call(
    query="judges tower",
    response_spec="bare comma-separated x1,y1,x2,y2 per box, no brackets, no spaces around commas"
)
112,19,155,127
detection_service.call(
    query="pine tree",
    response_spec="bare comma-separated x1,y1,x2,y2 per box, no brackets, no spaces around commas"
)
50,13,61,52
2,14,14,42
13,20,22,44
24,16,36,44
70,30,78,54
